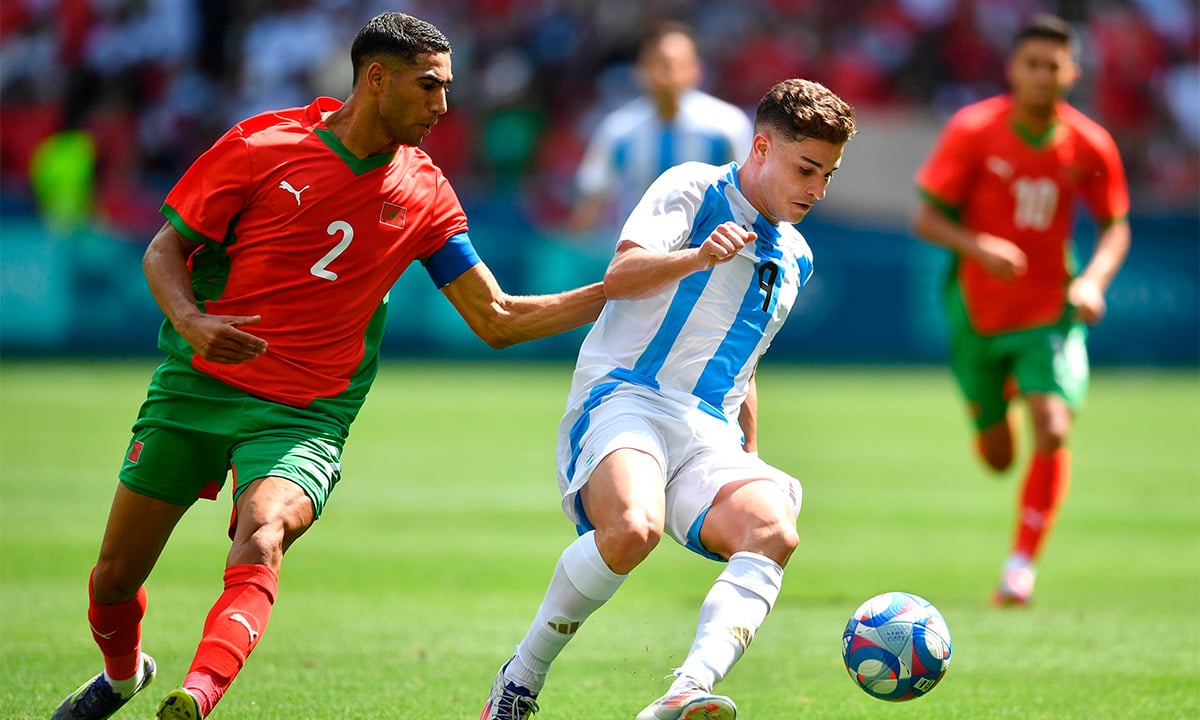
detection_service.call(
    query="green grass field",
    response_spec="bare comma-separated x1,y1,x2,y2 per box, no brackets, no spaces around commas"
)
1,360,1197,719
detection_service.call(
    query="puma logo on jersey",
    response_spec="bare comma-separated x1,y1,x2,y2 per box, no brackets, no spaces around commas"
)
230,613,260,643
279,180,310,205
986,156,1014,179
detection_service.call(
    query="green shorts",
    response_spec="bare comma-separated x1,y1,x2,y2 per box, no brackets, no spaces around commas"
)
946,285,1089,430
119,356,350,515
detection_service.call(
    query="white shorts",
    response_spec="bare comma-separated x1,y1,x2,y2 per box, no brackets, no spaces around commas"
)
556,382,802,560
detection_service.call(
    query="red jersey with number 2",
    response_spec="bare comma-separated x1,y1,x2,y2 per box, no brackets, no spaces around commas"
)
162,97,470,406
915,95,1129,335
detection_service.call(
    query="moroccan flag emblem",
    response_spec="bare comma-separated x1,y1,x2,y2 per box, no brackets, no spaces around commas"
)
380,202,407,229
127,440,144,464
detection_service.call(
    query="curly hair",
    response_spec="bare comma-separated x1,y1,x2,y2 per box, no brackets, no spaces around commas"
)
754,79,857,145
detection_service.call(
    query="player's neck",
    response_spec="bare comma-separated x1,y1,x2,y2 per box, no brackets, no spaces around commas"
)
736,166,779,225
653,91,682,121
322,103,396,159
1010,98,1059,139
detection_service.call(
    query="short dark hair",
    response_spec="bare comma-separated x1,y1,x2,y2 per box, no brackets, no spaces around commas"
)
638,20,696,54
350,12,452,85
754,79,857,145
1013,13,1076,50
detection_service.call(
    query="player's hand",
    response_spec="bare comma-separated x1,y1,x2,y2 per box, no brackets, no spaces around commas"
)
974,233,1027,282
1068,276,1107,324
698,222,756,269
179,314,268,364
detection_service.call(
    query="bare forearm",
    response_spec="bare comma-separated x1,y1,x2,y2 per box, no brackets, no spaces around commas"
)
443,261,606,349
1078,219,1131,292
488,283,607,348
604,243,709,300
143,223,203,329
912,202,979,257
913,201,1027,281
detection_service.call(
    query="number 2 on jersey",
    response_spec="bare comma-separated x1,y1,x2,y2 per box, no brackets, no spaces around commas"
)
310,220,353,281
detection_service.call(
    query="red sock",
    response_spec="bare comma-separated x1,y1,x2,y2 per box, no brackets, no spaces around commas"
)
184,563,279,716
1013,449,1072,561
87,568,147,681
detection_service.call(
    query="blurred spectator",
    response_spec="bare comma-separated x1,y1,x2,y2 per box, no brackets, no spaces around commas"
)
1,0,1196,242
562,20,753,238
28,68,96,237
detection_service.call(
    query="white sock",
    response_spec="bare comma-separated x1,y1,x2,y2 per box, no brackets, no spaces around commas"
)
673,552,784,692
508,531,627,692
1004,552,1034,573
104,655,144,698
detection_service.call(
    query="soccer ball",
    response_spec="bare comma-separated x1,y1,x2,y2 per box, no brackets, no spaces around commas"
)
841,591,952,701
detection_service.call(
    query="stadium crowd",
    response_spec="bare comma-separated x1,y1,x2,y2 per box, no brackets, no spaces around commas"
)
1,0,1196,240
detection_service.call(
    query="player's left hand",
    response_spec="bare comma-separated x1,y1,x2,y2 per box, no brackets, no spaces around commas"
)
1068,276,1107,324
699,222,756,268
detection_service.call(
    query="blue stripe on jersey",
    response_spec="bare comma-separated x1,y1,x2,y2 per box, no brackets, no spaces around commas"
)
422,232,481,288
626,181,729,382
613,139,629,175
608,366,659,390
630,266,715,381
659,126,676,177
691,234,783,413
691,280,766,414
706,136,726,166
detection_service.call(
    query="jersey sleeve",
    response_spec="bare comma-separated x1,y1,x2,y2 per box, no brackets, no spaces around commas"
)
422,232,480,288
575,114,620,198
914,113,979,217
415,167,473,286
1077,124,1131,226
160,128,252,244
618,163,707,253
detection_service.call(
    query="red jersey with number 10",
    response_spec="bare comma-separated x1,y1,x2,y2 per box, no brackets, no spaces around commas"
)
161,97,470,406
915,95,1129,335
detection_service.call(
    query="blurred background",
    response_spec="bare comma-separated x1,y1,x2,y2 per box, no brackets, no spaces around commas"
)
1,0,1196,365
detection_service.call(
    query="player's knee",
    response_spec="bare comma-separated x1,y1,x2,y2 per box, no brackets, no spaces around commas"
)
1028,396,1072,453
721,516,798,567
981,448,1014,473
1032,420,1069,454
230,520,289,569
90,561,142,604
757,520,799,566
976,432,1015,472
602,510,664,570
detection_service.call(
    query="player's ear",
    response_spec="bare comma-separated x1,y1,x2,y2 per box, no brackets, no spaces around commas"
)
1063,59,1081,87
365,61,388,93
752,132,771,161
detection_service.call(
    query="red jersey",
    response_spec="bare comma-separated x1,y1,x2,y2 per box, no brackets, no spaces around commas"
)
915,95,1129,334
161,97,470,406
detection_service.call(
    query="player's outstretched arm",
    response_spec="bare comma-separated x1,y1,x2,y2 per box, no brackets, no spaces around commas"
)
605,221,755,300
440,263,606,349
143,222,268,364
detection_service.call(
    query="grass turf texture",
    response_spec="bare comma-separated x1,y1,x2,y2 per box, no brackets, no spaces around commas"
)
1,360,1197,719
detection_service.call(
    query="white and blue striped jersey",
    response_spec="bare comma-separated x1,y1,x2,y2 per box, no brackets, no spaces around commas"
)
576,89,753,223
566,161,814,424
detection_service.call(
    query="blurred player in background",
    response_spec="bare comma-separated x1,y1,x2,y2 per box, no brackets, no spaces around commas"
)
912,13,1131,606
565,21,753,235
481,78,856,720
49,12,605,720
